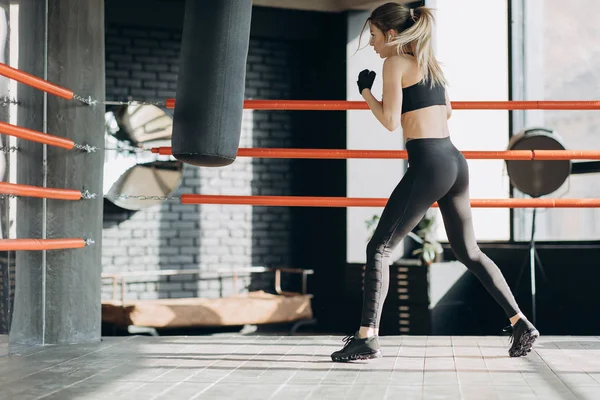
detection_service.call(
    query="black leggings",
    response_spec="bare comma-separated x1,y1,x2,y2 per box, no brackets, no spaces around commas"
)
361,136,521,328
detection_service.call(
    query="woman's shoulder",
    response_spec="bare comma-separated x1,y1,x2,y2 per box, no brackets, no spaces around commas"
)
384,54,414,71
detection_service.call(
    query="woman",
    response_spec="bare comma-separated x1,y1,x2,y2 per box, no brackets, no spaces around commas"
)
331,2,539,362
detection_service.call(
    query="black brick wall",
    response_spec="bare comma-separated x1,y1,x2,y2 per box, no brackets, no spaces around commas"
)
102,24,295,300
101,3,348,334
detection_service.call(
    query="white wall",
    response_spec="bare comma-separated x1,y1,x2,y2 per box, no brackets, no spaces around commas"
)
346,1,511,263
432,0,510,242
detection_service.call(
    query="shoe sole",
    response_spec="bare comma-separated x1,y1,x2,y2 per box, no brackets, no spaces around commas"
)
331,350,382,362
509,329,539,357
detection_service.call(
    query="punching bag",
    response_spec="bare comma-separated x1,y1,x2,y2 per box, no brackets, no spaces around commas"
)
171,0,253,167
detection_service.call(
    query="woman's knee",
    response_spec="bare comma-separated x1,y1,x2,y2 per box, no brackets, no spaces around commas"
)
453,244,484,266
366,238,389,260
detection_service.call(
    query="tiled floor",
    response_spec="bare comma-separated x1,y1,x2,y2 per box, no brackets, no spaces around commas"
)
0,335,599,400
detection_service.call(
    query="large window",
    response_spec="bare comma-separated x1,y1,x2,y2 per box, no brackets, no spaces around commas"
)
511,0,600,241
433,0,511,243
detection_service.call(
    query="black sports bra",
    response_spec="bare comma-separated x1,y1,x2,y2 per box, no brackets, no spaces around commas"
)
402,78,446,114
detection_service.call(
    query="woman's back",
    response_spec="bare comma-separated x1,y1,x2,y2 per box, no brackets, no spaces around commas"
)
395,54,450,142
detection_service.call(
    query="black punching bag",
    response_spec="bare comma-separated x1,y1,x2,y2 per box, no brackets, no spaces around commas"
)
172,0,252,167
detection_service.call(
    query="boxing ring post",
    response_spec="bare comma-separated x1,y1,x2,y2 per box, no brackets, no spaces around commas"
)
8,0,105,347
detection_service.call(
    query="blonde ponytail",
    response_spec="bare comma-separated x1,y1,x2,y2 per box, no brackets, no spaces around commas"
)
362,3,447,88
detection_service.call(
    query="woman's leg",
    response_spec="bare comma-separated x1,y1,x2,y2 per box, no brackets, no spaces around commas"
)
437,189,522,317
331,164,454,362
360,167,435,331
437,154,539,357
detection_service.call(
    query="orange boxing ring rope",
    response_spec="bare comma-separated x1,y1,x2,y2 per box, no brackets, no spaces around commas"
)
2,182,598,209
0,182,83,201
0,121,75,150
181,195,600,209
164,98,600,111
3,121,598,161
0,62,74,100
0,238,89,251
151,147,600,161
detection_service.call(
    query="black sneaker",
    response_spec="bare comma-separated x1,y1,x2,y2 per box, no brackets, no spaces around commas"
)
505,318,539,357
331,333,382,362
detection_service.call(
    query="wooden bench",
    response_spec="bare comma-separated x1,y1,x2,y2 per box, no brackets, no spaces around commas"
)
101,267,316,335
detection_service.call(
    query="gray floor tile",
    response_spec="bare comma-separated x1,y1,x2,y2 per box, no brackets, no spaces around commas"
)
0,335,598,400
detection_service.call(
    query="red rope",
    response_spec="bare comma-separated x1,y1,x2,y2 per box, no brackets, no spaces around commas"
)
165,99,600,110
0,121,74,150
0,182,82,200
0,238,87,251
181,194,600,208
151,147,600,161
0,62,74,100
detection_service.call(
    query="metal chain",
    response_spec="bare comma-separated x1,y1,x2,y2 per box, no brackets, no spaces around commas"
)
104,99,167,107
73,143,97,153
77,144,156,154
73,94,97,106
81,190,97,200
0,146,18,153
0,194,16,199
105,194,181,201
84,239,96,246
103,146,152,154
0,96,19,106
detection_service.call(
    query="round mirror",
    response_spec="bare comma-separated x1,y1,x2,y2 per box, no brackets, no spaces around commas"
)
506,128,571,197
104,104,183,211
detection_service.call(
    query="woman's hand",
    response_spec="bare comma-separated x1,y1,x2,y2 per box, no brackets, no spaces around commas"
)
357,69,376,95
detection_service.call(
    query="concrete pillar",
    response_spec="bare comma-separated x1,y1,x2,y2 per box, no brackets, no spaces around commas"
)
10,0,105,345
0,0,11,355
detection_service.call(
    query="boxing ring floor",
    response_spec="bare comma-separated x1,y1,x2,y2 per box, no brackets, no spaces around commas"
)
0,334,598,400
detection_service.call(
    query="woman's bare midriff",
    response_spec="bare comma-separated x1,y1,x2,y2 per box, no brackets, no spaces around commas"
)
401,105,450,143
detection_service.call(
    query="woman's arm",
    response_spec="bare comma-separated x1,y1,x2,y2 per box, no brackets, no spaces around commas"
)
361,57,404,132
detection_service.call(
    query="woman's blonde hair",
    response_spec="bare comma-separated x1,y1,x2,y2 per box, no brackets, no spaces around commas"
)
359,2,447,88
